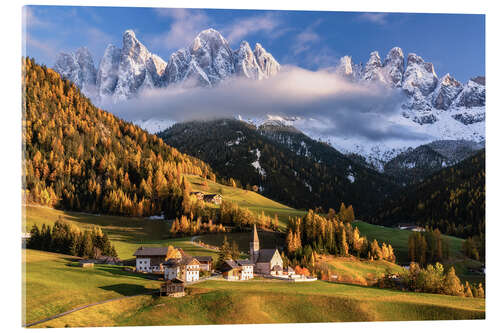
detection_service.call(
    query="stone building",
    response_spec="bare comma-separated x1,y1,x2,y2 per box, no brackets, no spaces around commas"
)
249,224,283,275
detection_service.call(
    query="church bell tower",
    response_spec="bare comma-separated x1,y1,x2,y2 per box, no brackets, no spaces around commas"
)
250,224,260,263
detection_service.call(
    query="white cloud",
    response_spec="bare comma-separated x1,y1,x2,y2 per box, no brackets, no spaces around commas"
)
357,13,389,25
105,66,428,143
222,13,282,44
23,7,52,29
149,8,210,51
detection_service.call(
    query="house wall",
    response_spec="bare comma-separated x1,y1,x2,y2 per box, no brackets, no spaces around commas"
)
199,262,211,271
223,269,239,280
136,257,151,272
185,264,200,282
270,252,283,270
165,266,180,280
255,262,270,275
240,265,254,280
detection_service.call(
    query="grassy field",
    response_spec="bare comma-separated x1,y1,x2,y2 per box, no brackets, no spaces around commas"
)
23,205,217,260
23,249,163,325
186,174,306,229
32,279,485,327
319,255,405,285
352,220,464,264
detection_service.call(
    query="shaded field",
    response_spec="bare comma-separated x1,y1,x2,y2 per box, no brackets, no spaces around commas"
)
23,249,162,325
33,279,485,327
23,205,217,260
187,174,306,229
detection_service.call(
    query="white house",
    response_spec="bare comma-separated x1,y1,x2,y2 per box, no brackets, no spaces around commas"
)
164,256,200,282
133,247,172,273
220,259,254,280
238,260,254,280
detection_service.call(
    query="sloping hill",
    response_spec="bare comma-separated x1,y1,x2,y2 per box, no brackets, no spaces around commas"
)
23,58,214,218
186,174,305,228
159,119,399,217
384,140,484,185
24,205,217,260
31,279,484,327
371,149,485,239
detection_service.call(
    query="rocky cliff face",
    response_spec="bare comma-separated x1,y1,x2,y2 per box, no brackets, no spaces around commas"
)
54,47,97,98
54,28,280,101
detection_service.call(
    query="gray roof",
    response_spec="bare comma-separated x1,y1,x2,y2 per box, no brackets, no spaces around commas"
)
256,249,279,263
236,259,254,266
204,194,222,199
220,260,239,272
166,278,185,285
164,255,199,267
133,246,169,256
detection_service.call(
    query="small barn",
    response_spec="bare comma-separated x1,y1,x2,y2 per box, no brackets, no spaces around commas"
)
78,260,94,268
160,278,185,297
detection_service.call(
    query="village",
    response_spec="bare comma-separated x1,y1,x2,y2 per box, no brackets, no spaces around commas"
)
133,224,316,297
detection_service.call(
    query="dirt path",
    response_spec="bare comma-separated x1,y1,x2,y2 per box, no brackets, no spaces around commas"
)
24,290,157,328
190,235,219,251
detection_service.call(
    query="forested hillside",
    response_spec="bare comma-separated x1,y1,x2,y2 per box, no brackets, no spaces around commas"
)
159,119,399,217
22,58,215,218
370,149,485,240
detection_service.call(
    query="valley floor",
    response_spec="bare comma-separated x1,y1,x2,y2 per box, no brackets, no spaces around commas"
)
24,249,484,328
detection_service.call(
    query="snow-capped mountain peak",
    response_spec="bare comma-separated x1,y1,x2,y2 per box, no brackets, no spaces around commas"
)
234,41,265,80
432,73,463,110
54,46,97,98
54,28,281,101
253,43,280,78
383,47,405,87
363,51,385,83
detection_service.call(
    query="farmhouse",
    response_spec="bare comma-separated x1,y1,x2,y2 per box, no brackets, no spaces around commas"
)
190,191,205,201
190,192,223,205
193,256,213,271
220,259,254,280
164,255,200,282
250,224,283,275
133,246,182,273
203,194,223,205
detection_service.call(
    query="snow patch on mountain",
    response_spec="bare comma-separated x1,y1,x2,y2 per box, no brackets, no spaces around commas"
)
251,148,266,177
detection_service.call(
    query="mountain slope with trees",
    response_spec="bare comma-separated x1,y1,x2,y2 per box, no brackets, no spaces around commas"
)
23,58,215,218
158,119,399,218
370,149,485,242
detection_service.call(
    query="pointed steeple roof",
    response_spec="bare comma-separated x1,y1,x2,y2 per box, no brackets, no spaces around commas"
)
252,224,259,243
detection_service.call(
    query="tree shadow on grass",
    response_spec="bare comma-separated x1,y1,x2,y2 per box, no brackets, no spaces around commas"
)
95,265,162,281
99,284,159,296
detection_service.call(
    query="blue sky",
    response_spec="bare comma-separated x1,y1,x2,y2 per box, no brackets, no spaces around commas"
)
24,6,485,82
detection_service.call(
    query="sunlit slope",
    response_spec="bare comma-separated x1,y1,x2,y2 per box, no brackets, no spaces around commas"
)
33,279,484,327
186,174,306,228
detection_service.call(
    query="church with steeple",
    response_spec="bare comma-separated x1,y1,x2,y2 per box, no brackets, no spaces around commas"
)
249,224,283,275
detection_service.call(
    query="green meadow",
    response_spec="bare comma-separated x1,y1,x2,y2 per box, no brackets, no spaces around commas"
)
32,278,485,327
23,249,163,325
23,205,217,260
186,174,306,229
